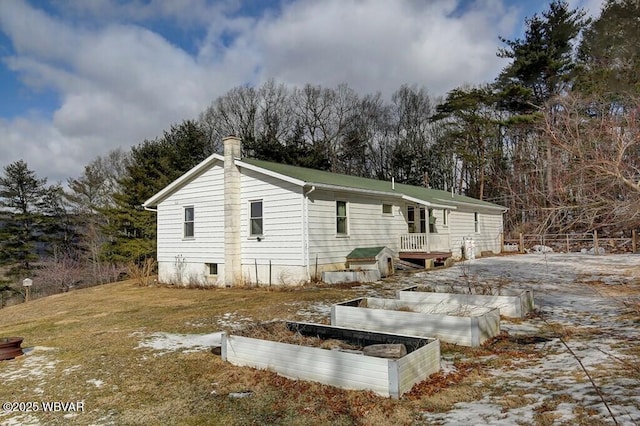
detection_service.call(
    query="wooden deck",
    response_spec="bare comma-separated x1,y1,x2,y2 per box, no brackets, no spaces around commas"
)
399,251,452,261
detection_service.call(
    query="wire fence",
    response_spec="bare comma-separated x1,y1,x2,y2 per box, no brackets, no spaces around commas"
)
503,230,638,254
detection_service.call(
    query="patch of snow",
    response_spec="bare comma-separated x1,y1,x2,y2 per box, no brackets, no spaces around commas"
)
87,379,104,388
135,332,223,355
216,312,253,329
0,347,58,383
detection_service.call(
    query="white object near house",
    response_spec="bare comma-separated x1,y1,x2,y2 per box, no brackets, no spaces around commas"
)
220,321,441,399
331,297,500,347
397,286,535,318
22,278,32,287
143,136,507,286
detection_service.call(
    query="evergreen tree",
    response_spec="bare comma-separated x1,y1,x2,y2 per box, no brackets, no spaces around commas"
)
0,160,47,277
433,85,502,200
103,120,211,263
576,0,640,100
496,0,589,112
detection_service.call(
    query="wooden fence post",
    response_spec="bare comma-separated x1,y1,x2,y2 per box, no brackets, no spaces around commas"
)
594,230,599,255
633,229,637,254
519,233,524,253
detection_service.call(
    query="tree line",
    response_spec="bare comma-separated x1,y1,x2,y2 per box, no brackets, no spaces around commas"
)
1,0,638,299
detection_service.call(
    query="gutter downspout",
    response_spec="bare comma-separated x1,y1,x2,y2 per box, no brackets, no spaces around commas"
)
143,206,157,212
303,186,316,281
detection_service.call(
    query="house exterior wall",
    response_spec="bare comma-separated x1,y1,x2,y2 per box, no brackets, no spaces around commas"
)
306,190,407,275
238,168,306,284
153,154,505,285
156,163,225,285
156,164,307,286
448,208,503,259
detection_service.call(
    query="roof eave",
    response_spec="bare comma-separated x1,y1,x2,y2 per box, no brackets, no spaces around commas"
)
435,197,507,212
401,195,457,210
143,153,224,208
235,159,307,187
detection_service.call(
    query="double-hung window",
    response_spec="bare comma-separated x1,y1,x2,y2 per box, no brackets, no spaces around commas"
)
250,200,263,237
184,206,194,238
336,201,348,235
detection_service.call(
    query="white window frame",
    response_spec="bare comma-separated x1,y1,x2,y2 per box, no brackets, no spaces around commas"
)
442,209,448,227
249,200,263,237
336,200,349,236
474,212,479,233
382,204,393,215
184,206,194,238
206,263,218,276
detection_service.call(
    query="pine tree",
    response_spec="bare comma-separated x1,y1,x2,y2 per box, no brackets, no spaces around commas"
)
0,160,47,277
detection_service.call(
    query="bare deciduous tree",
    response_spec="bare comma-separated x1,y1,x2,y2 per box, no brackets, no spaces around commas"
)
537,93,640,232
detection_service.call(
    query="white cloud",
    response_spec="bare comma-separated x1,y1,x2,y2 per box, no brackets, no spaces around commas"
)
0,0,526,183
251,0,519,96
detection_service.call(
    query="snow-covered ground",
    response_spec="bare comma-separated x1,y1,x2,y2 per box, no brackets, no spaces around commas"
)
398,253,640,425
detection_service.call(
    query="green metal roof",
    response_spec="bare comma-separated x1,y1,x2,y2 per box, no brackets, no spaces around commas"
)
346,247,387,260
241,158,505,210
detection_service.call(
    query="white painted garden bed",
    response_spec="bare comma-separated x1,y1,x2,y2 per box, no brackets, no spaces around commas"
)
397,285,535,318
220,321,440,398
331,297,500,347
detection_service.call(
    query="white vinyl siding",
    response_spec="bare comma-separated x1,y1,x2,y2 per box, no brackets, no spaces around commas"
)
307,190,407,267
155,163,226,284
156,163,225,264
449,209,503,258
240,168,304,266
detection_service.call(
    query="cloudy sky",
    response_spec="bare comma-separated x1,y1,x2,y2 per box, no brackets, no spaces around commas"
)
0,0,603,184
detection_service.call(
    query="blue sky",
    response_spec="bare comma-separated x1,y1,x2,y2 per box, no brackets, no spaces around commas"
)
0,0,603,183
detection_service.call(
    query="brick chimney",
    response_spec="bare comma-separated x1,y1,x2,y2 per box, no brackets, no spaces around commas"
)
223,136,241,286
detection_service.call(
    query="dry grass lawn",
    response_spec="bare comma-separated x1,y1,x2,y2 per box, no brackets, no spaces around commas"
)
0,266,637,425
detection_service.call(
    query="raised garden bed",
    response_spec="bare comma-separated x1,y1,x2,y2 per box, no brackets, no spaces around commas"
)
331,297,500,347
321,269,381,284
220,321,440,398
397,285,535,318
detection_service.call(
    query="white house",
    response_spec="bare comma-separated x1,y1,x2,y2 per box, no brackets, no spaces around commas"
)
143,136,507,286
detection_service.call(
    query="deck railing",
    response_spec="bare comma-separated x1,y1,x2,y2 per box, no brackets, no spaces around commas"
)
400,233,450,252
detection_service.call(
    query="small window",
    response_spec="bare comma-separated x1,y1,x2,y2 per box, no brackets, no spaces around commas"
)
250,200,263,236
474,212,479,233
336,201,348,235
184,206,194,238
382,204,393,215
207,263,218,275
443,209,448,226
